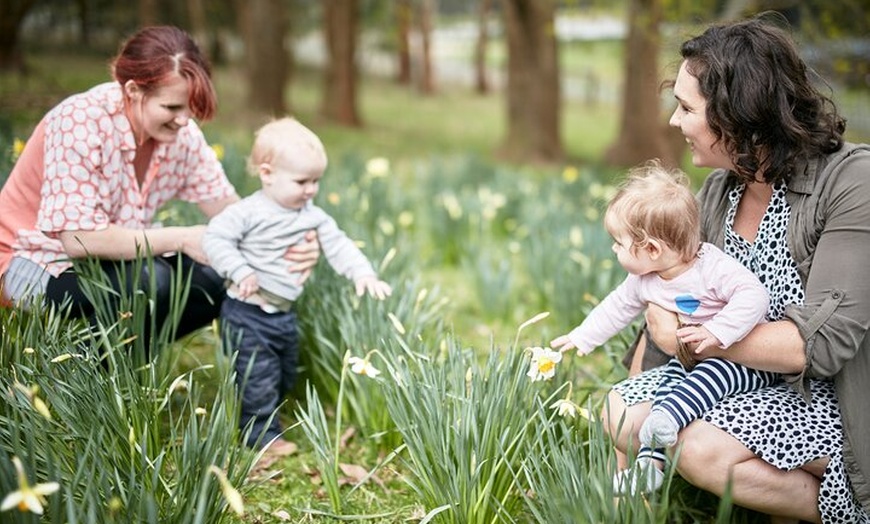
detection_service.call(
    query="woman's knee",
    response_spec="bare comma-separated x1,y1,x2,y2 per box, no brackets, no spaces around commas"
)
674,421,749,489
673,424,711,482
601,390,626,438
601,390,648,450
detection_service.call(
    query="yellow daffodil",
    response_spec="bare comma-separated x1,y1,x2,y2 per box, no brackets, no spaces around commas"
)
526,347,562,381
211,143,225,161
107,496,123,513
1,457,59,515
12,138,25,161
348,356,381,378
562,165,579,183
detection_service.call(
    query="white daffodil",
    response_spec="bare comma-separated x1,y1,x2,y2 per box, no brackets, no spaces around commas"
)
549,382,591,420
549,399,589,419
1,457,59,515
526,347,562,381
365,157,390,177
550,398,578,418
348,356,381,378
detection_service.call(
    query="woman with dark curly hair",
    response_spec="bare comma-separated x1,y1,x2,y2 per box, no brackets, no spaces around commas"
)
604,16,870,523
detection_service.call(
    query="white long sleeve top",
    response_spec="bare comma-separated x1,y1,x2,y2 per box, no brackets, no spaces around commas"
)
568,242,769,354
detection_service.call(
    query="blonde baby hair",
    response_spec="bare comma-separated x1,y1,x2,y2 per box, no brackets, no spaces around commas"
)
603,160,701,262
248,116,328,176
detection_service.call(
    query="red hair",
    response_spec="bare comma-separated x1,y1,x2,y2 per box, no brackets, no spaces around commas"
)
112,26,217,121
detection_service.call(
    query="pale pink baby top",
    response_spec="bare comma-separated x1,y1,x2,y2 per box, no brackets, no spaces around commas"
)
0,82,236,278
567,242,769,354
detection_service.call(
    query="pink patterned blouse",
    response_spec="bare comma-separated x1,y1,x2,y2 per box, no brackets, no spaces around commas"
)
0,82,236,277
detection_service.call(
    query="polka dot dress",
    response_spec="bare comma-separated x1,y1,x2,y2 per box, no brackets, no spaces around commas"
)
614,183,870,523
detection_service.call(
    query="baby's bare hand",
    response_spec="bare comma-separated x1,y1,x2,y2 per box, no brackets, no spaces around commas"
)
237,274,259,299
355,276,392,301
550,335,575,353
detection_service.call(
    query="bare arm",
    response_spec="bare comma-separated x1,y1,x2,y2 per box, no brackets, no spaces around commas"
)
61,192,240,265
59,224,209,265
645,303,806,374
697,320,806,374
197,194,240,219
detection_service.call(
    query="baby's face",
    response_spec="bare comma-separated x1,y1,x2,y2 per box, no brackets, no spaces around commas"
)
262,160,323,210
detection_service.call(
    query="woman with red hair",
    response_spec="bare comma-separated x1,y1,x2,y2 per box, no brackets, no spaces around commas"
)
0,26,317,344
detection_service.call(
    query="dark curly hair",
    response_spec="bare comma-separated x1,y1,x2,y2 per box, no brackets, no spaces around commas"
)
679,16,845,184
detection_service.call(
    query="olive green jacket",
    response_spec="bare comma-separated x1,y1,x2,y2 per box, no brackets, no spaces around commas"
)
696,142,870,512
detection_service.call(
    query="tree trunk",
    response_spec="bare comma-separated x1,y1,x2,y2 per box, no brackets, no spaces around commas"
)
322,0,361,126
395,0,412,85
474,0,492,94
139,0,158,26
500,0,563,163
604,0,677,168
187,0,209,53
417,0,436,95
74,0,91,46
241,0,289,115
0,0,37,72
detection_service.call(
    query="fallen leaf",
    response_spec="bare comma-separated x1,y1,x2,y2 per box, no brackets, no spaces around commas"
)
339,463,368,483
339,426,356,450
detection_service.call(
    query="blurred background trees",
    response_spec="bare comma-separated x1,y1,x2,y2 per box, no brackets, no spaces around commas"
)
1,0,867,165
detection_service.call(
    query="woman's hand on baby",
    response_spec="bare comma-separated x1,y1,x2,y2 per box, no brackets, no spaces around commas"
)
179,225,210,265
284,230,321,284
644,303,680,356
676,325,722,355
355,276,392,300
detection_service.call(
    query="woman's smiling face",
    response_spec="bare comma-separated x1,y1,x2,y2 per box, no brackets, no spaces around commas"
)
127,73,192,143
668,61,734,171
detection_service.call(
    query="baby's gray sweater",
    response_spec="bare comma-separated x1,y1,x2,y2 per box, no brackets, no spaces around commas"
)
203,191,375,302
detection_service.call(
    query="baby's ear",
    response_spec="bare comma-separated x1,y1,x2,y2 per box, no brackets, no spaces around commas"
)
645,238,664,259
258,163,272,183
